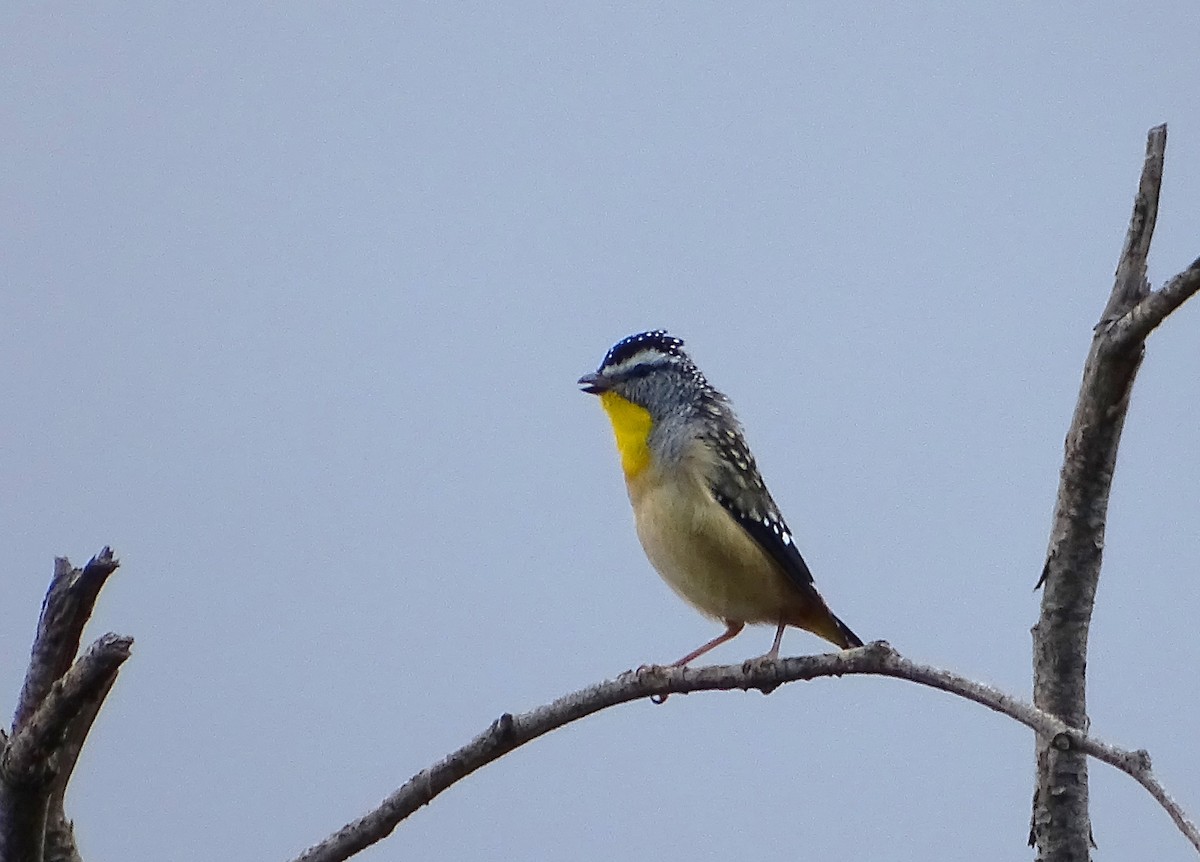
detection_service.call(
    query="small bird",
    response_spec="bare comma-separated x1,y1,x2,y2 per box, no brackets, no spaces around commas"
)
579,330,863,666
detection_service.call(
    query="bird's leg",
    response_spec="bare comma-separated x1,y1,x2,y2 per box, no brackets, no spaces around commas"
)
738,622,788,677
669,620,745,667
764,621,786,660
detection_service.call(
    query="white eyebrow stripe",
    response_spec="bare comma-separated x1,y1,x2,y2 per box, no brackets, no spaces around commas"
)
604,349,672,375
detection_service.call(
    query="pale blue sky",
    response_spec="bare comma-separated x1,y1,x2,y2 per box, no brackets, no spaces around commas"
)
3,5,1199,860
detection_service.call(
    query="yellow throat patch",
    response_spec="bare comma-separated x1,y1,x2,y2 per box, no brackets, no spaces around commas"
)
599,391,654,479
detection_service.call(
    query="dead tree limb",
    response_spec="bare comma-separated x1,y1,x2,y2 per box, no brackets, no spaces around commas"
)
1031,123,1200,860
0,549,130,862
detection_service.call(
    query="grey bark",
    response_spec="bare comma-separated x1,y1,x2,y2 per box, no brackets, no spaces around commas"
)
1030,124,1200,860
0,549,130,862
292,641,1199,862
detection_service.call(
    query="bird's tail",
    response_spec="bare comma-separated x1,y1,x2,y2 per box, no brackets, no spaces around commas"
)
800,606,864,650
828,613,864,649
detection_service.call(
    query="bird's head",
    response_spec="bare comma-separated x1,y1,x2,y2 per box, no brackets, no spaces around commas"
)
578,330,709,421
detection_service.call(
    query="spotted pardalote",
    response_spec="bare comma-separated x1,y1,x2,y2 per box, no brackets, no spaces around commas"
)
579,330,863,665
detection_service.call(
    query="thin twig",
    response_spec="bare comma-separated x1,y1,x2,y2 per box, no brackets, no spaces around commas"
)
289,643,1199,862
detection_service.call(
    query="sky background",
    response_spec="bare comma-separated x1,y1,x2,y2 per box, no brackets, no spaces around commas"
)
3,4,1199,860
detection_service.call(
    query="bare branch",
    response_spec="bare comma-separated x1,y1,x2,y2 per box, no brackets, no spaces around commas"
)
42,669,121,862
1031,123,1198,859
4,633,133,783
1107,256,1200,351
1126,753,1200,853
1,634,131,862
290,643,1198,862
3,550,128,862
13,548,120,731
1096,124,1164,327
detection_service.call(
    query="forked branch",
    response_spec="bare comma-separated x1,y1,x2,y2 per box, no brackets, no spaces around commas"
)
1032,124,1200,858
1,549,130,862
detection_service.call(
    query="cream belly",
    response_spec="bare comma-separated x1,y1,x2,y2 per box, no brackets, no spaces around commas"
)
627,467,803,625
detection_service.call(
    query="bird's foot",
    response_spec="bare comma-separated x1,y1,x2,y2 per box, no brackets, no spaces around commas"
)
740,651,782,695
634,663,672,704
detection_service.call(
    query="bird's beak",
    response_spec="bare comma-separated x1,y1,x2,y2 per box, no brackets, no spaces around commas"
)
578,372,608,394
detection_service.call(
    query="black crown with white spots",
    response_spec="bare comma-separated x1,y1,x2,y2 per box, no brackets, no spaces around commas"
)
590,329,727,417
598,329,688,373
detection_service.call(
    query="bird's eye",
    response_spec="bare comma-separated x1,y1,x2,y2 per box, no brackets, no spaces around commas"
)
620,363,656,380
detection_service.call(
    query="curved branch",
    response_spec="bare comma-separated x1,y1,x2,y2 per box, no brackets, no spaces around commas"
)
289,643,1199,862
